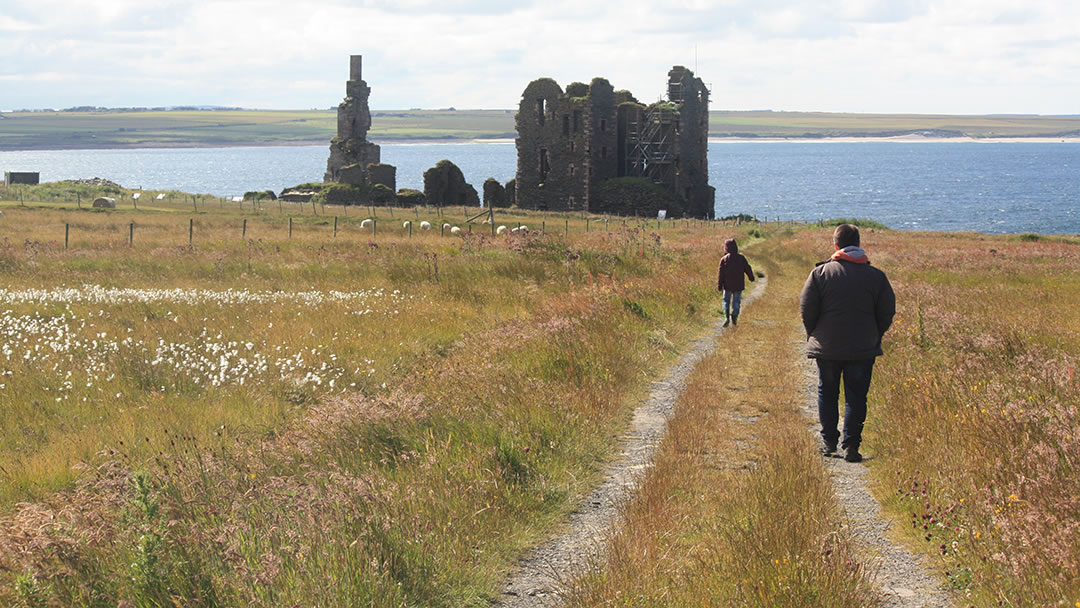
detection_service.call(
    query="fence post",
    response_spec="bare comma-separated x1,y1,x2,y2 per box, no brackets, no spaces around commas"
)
77,194,81,209
65,224,69,249
192,196,198,211
242,218,247,239
289,216,293,239
334,216,338,238
409,222,412,238
129,222,134,247
586,218,590,232
189,218,193,245
565,219,568,237
372,218,377,239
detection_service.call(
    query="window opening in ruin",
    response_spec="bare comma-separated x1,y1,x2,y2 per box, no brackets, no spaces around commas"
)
568,163,576,177
537,99,546,126
573,110,582,132
600,119,607,132
563,115,570,136
539,148,550,181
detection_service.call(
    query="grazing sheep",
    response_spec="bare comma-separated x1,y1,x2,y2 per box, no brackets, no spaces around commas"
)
450,226,462,235
442,223,452,231
420,221,432,230
403,221,411,229
360,218,373,228
496,225,508,235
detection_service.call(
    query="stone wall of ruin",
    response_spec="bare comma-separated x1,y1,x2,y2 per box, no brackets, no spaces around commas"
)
514,66,713,217
514,78,587,211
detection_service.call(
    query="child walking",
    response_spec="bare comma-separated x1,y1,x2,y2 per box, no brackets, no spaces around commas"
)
717,238,755,327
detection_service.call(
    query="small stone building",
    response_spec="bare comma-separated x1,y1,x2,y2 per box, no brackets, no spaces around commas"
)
4,171,39,185
515,66,713,217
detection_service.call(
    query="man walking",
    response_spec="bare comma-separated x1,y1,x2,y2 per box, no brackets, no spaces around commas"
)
717,238,755,327
800,224,895,463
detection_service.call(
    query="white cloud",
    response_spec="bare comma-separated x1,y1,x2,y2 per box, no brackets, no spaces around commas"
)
0,0,1077,114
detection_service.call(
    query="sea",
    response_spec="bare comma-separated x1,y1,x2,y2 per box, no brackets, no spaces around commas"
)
2,141,1078,234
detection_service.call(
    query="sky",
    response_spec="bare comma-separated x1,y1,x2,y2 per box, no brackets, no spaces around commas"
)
1,0,1078,115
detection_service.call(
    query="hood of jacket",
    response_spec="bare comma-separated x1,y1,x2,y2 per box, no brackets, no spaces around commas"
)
724,239,738,255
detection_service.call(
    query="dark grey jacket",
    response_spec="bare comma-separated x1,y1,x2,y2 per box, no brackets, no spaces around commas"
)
800,259,895,360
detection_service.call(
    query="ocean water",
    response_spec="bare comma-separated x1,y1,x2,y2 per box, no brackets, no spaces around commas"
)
2,141,1078,234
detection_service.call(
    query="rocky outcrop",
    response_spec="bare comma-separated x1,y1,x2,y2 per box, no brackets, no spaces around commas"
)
423,160,479,206
483,178,509,208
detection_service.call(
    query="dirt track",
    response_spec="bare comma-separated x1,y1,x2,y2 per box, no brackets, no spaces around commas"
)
498,279,767,606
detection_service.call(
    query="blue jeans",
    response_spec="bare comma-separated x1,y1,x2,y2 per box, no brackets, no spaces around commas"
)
723,290,742,318
816,358,875,451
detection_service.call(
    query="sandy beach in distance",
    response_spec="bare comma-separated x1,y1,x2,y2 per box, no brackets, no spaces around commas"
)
707,134,1080,143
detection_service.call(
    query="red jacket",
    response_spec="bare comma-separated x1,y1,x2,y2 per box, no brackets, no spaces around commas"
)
717,239,755,292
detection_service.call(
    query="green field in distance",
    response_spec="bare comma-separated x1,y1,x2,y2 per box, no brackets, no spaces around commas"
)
2,108,1078,150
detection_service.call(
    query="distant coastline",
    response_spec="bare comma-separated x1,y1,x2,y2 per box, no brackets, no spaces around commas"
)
5,135,1079,153
3,108,1079,151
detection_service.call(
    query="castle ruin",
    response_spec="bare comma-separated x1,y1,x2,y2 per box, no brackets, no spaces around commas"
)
515,66,713,218
324,55,385,186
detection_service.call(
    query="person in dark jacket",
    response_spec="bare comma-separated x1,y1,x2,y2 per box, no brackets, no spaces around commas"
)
717,238,755,327
800,224,895,463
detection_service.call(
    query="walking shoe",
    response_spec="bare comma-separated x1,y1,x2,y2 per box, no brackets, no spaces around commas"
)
722,318,730,328
819,441,837,457
843,449,863,463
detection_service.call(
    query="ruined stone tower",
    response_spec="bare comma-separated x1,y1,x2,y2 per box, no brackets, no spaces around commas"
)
324,55,382,185
515,66,713,217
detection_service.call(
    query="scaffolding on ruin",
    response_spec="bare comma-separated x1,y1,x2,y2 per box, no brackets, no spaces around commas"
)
625,105,679,189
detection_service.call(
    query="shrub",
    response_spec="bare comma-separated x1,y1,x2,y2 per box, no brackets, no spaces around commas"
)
315,183,367,205
370,184,395,204
396,189,425,207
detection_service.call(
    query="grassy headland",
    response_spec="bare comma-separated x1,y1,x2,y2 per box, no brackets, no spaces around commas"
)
0,196,1076,605
3,109,1079,150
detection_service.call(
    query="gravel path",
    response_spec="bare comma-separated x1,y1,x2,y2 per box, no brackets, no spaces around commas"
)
800,362,955,607
497,279,767,607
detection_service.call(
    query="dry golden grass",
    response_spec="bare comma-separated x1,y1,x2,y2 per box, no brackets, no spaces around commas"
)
0,200,746,605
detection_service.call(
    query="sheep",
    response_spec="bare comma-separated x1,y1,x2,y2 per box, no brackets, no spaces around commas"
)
403,220,411,229
442,223,452,231
419,220,432,230
450,226,462,235
360,218,373,228
496,225,508,235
